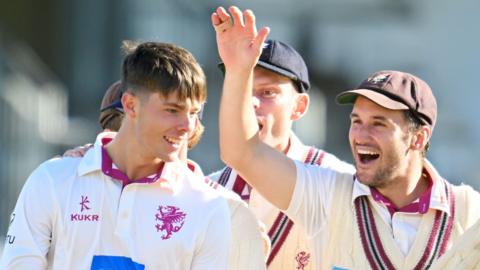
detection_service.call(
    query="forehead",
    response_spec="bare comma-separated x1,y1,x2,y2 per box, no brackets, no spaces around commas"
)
253,67,294,87
351,96,406,122
146,91,203,108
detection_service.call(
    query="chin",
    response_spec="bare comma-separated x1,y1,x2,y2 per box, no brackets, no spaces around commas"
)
355,171,374,185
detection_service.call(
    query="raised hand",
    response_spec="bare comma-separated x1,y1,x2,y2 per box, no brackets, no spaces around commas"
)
211,6,270,73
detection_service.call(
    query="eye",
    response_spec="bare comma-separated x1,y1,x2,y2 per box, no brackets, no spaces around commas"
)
189,110,200,117
166,108,178,114
373,121,386,127
261,89,277,98
350,118,361,125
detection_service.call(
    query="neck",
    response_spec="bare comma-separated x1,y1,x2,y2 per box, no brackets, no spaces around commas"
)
376,159,428,209
105,130,163,181
274,136,291,154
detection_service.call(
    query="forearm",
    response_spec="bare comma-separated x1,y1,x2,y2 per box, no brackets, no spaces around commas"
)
219,69,259,167
214,6,296,210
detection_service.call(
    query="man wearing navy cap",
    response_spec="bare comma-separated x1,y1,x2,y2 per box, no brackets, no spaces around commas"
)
212,6,480,269
210,28,353,270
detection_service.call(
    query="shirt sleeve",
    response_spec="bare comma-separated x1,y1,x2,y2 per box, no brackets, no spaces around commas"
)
0,164,55,269
190,199,231,270
227,198,267,270
285,160,337,237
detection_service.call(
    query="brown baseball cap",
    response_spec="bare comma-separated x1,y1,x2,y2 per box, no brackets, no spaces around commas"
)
336,70,437,129
98,81,124,130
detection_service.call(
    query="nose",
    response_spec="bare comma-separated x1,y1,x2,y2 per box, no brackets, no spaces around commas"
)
349,123,371,145
177,114,196,134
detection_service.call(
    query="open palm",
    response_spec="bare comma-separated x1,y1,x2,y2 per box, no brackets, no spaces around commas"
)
212,6,270,73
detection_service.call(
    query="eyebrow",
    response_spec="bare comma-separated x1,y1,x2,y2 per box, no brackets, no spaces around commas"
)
350,113,388,122
164,102,201,111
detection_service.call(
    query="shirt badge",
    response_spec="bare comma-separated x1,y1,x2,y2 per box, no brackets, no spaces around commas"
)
155,205,187,240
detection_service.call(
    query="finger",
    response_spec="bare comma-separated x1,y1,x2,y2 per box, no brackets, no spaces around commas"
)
244,9,257,35
211,12,221,26
253,27,271,50
216,7,231,24
229,6,244,27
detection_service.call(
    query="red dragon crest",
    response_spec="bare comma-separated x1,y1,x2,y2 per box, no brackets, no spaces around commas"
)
155,205,187,240
295,251,311,270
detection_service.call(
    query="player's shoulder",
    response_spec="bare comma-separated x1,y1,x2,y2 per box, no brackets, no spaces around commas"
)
450,180,480,203
313,148,355,174
20,156,83,196
181,165,226,200
31,156,81,180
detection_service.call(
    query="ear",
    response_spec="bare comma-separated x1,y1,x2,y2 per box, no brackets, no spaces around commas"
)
291,93,309,121
410,126,431,151
121,92,139,118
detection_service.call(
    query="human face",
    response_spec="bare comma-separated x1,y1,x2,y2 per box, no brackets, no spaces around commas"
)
253,67,300,152
134,92,202,162
349,96,414,188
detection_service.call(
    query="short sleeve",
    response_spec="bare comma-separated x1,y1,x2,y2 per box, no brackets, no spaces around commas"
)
285,161,337,237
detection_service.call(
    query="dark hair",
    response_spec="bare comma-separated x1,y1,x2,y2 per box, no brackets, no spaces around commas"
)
121,41,207,103
404,110,430,155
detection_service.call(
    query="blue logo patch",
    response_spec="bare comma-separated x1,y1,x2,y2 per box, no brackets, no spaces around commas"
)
91,255,145,270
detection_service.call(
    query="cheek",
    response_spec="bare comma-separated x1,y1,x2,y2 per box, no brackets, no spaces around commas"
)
348,125,357,141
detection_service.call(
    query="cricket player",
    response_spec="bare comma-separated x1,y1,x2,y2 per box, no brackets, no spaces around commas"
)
1,41,231,269
62,78,269,269
209,37,353,270
213,6,480,269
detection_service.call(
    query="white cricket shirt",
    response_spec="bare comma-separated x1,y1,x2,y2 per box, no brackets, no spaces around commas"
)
286,159,454,268
1,138,231,270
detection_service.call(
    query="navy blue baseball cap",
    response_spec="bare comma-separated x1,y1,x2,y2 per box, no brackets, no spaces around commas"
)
218,39,310,93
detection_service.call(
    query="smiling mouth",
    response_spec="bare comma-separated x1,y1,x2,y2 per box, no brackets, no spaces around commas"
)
164,136,182,146
357,150,380,164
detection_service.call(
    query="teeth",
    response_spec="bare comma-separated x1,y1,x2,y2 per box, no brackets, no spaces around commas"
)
357,149,378,155
164,136,181,145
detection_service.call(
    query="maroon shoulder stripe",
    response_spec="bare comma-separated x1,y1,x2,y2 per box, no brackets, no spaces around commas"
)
232,175,248,197
266,214,294,265
218,167,232,187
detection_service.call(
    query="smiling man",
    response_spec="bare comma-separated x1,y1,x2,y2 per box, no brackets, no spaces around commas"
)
1,41,231,269
213,6,480,269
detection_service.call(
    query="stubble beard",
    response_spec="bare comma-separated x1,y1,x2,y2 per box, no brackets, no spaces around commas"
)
356,152,400,189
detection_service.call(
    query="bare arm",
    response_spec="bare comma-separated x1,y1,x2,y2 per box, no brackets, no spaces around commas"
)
213,6,297,210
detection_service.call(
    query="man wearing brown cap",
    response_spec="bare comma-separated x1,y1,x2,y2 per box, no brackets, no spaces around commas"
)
213,6,480,269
